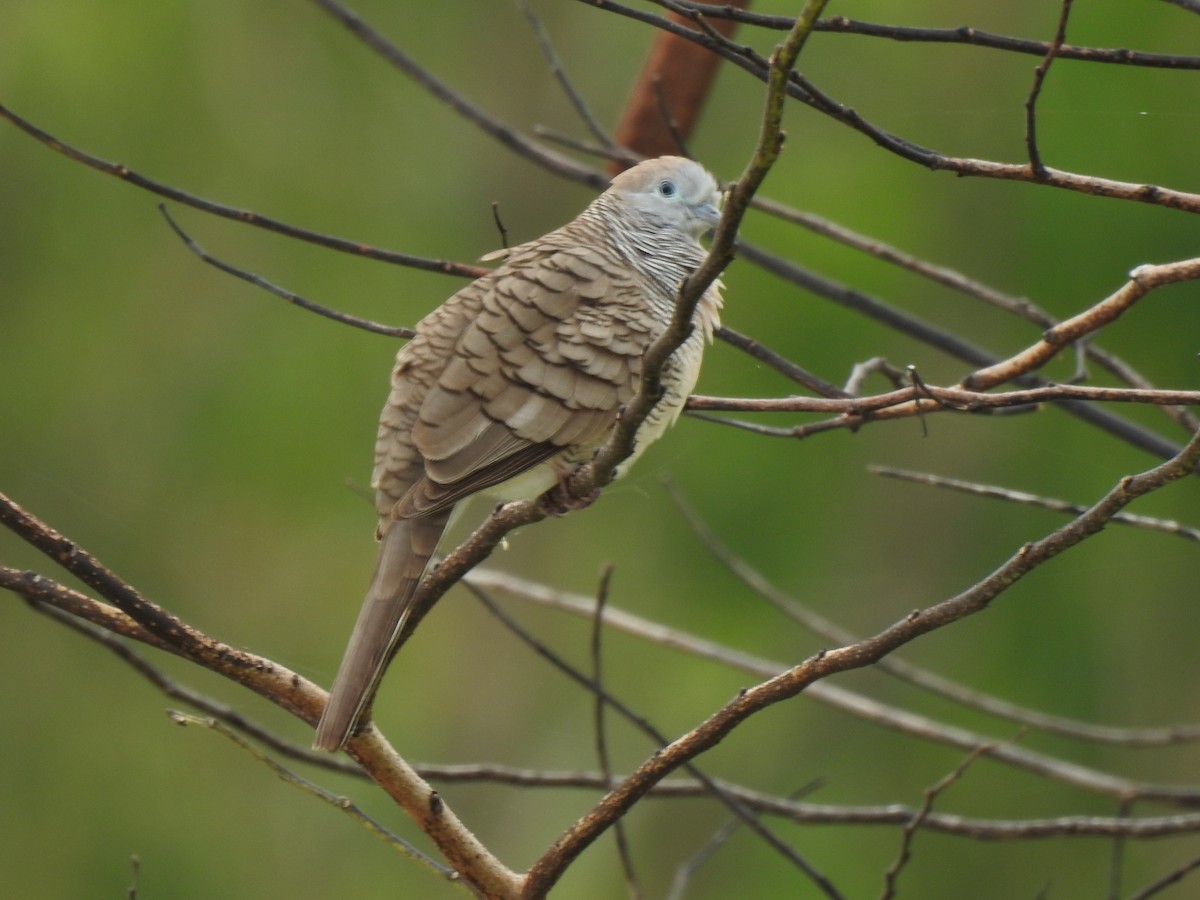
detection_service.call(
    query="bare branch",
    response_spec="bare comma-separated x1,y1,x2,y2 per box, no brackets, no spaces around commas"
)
1110,797,1135,900
753,196,1043,321
19,590,367,778
666,779,826,900
688,383,1200,414
714,324,851,397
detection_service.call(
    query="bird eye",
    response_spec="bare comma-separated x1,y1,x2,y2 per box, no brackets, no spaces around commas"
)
657,180,677,198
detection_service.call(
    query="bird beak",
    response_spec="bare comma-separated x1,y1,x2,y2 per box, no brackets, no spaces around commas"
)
694,203,722,227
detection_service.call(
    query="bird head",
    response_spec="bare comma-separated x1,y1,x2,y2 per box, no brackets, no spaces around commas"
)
606,156,723,239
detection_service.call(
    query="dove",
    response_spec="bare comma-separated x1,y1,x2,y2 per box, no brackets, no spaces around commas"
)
313,156,724,751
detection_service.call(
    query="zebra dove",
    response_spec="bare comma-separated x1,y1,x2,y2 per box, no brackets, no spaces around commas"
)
313,156,724,751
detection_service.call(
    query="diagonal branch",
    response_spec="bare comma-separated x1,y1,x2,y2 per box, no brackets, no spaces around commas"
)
525,5,839,893
475,568,1200,797
467,580,840,897
582,0,823,495
735,241,1194,461
588,0,1200,213
869,466,1200,545
373,0,823,679
671,5,1200,70
168,711,451,875
612,0,750,164
962,258,1200,391
0,492,521,898
159,206,415,338
522,421,1200,891
310,0,602,188
0,102,481,276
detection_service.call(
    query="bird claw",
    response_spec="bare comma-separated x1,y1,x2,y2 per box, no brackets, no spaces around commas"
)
539,467,601,517
540,487,601,517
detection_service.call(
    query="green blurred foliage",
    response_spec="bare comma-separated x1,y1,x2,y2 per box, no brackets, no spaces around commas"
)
2,2,1199,897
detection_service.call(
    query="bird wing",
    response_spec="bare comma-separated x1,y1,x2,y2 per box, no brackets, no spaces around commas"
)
395,244,654,518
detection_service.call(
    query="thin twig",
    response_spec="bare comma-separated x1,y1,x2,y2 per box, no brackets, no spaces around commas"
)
589,565,642,899
490,200,510,251
311,0,603,189
666,3,1200,69
167,711,453,876
714,324,851,397
1108,797,1134,900
753,195,1044,320
1127,854,1200,900
880,741,1001,899
515,0,615,148
666,779,826,900
532,124,641,168
687,383,1200,414
735,240,1194,462
588,1,1200,213
22,593,367,777
869,466,1200,543
160,205,414,338
0,102,485,276
650,74,692,158
1025,0,1075,176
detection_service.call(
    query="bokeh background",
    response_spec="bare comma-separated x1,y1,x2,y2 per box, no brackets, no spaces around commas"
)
2,1,1199,897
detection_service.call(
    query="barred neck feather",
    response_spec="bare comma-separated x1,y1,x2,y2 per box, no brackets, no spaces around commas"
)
576,193,711,321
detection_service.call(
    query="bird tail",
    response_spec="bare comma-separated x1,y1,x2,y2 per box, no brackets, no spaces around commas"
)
313,514,449,751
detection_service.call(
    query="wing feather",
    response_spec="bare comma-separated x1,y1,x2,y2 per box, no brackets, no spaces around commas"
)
398,245,648,517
